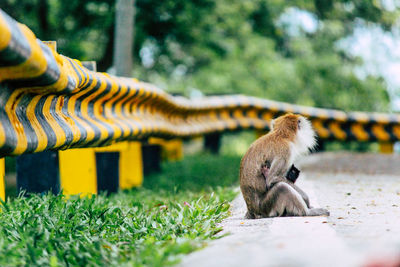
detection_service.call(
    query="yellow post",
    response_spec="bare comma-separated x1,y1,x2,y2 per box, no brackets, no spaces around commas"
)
119,142,143,189
379,142,394,154
0,158,5,201
59,148,97,196
149,138,183,161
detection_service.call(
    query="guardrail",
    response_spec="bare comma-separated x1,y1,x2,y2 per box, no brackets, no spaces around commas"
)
1,9,399,199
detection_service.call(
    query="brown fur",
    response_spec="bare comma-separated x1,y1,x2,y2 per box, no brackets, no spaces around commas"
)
239,113,329,218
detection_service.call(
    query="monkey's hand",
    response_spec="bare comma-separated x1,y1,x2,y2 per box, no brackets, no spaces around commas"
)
286,164,300,183
266,176,287,190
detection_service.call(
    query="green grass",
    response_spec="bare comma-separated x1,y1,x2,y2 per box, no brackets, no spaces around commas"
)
144,153,241,191
0,153,241,266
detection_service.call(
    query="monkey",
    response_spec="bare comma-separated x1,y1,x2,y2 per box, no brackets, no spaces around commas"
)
239,113,329,219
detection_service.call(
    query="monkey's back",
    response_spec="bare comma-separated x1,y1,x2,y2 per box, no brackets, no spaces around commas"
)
239,132,291,214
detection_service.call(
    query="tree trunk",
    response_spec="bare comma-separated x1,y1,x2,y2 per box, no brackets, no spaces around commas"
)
98,25,115,72
113,0,135,77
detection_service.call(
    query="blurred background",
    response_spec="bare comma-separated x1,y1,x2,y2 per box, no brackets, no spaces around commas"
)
3,0,400,112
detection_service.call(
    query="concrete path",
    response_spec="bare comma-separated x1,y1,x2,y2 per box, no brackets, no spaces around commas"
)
180,152,400,267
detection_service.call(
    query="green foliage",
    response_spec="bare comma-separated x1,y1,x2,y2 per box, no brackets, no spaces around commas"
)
220,131,257,157
131,0,392,112
0,153,239,266
2,0,115,64
144,153,241,191
2,0,395,111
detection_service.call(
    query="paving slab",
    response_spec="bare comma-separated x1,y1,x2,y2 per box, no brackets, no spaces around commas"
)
180,152,400,267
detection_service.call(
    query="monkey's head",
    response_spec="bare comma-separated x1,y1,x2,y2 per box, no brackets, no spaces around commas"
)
271,113,316,154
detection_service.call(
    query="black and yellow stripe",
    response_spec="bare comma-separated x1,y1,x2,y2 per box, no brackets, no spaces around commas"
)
1,9,400,158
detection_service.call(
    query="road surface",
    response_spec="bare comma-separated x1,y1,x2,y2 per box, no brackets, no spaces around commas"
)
180,152,400,267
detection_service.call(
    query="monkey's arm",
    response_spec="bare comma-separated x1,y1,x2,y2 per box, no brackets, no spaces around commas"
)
265,157,290,189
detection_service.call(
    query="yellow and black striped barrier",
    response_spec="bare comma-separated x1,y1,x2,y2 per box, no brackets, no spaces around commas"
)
1,9,400,158
1,9,400,197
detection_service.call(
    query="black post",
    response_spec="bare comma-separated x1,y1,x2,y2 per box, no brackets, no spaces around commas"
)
141,144,161,175
204,133,222,154
96,152,120,195
16,151,60,195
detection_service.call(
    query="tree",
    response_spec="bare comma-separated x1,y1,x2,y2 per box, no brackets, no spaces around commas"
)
113,0,134,76
1,0,396,112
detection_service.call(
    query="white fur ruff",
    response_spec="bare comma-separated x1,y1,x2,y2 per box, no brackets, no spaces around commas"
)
290,117,316,163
